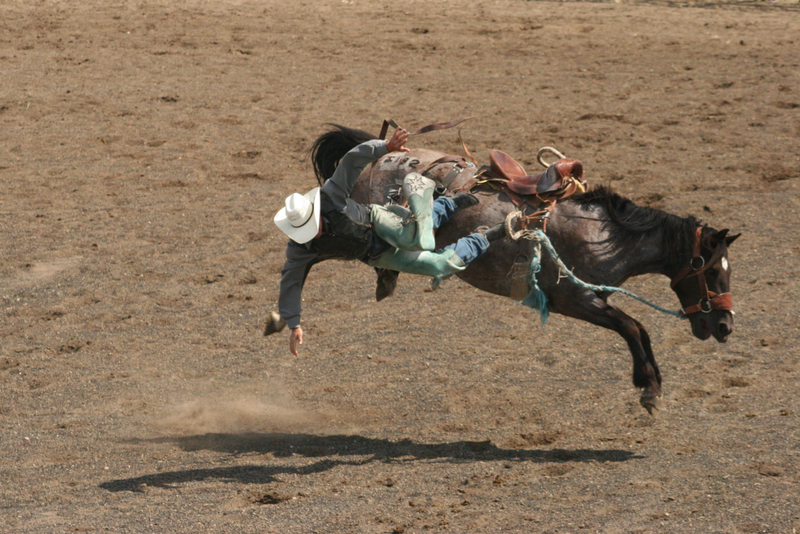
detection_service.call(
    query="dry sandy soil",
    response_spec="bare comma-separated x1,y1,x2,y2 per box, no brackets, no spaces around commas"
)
2,0,800,532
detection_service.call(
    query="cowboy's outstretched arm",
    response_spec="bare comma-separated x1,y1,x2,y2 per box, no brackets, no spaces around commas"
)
277,242,317,355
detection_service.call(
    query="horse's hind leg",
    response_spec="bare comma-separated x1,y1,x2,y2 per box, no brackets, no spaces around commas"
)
375,268,399,301
555,290,662,413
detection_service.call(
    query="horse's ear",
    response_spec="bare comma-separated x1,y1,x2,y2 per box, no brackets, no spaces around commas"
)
710,229,729,246
712,229,740,247
725,232,741,246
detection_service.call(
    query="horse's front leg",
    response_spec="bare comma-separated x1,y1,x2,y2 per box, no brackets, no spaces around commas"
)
613,311,663,413
552,289,662,413
632,317,661,389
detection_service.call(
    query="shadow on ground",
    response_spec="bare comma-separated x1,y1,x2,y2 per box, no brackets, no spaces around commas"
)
100,432,642,492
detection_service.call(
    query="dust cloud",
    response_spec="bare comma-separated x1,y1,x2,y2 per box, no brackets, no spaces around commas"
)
159,396,331,434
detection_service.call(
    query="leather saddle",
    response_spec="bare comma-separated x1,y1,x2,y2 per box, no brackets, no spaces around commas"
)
489,150,584,195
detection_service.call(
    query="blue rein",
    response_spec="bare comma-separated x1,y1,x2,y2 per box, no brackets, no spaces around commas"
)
520,229,685,323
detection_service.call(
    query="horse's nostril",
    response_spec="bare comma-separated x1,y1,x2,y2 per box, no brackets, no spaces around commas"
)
718,323,730,336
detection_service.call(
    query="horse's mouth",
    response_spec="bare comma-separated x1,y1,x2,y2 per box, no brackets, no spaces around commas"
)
691,315,732,343
702,320,712,339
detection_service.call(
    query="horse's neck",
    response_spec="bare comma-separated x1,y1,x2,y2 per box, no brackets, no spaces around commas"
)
619,229,674,280
593,207,695,283
553,203,674,285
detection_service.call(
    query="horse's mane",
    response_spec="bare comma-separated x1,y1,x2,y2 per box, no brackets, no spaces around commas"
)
572,185,701,268
309,124,376,186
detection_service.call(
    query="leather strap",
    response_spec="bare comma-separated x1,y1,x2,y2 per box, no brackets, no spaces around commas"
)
671,226,735,316
419,155,465,176
671,227,726,289
671,227,703,288
679,292,733,317
379,117,475,140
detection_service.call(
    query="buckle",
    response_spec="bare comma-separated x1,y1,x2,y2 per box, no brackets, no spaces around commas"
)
691,256,706,271
700,299,713,313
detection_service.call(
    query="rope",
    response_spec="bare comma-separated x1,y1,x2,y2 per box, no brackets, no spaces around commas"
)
536,147,566,168
505,211,685,321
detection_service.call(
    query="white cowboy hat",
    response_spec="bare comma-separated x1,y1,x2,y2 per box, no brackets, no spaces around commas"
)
273,187,321,244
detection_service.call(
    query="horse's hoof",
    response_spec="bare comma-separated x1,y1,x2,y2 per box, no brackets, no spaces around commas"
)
640,392,662,415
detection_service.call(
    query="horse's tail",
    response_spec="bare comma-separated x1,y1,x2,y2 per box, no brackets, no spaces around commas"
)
309,125,377,186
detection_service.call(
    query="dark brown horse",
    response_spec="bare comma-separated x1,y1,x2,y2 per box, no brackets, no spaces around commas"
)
310,125,740,412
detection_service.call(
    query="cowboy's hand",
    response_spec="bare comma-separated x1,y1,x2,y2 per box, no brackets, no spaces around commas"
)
386,127,410,153
289,326,303,357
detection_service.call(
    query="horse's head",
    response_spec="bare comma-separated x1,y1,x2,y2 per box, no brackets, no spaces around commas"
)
671,227,740,342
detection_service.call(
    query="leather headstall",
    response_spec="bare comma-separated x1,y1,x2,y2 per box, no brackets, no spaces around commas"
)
671,226,733,317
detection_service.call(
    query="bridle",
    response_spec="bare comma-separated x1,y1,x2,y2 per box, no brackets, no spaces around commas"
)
670,226,733,317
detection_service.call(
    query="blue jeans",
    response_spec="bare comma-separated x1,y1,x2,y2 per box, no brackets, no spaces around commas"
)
434,197,490,264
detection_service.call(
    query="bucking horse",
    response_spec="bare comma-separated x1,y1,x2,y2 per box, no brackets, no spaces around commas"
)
308,123,740,413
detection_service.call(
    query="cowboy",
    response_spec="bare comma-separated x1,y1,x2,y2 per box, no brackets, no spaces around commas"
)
272,127,505,356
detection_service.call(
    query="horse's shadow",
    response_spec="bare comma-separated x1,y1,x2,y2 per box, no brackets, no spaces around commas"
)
100,432,642,493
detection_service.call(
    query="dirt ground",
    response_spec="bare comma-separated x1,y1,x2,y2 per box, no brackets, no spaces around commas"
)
2,0,799,532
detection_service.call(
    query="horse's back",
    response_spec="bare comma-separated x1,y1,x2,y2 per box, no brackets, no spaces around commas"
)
351,148,451,205
351,149,610,300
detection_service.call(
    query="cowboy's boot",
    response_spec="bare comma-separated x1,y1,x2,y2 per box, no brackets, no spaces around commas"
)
263,311,287,336
402,173,437,251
